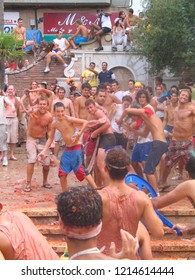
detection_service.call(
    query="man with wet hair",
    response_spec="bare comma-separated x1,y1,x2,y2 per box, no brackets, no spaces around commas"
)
97,147,164,255
38,102,97,191
56,185,138,260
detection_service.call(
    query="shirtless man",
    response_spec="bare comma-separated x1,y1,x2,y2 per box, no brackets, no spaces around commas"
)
25,82,54,112
160,89,195,189
51,86,75,116
39,102,97,191
67,19,88,50
97,147,164,256
74,82,91,119
159,91,179,181
51,86,75,157
5,85,21,161
85,99,116,187
24,97,53,192
57,185,139,260
13,18,35,49
124,8,139,42
116,89,168,194
99,83,121,115
152,156,195,213
163,92,179,140
0,203,58,260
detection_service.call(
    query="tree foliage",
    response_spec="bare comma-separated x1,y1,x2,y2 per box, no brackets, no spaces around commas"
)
0,32,24,89
133,0,195,76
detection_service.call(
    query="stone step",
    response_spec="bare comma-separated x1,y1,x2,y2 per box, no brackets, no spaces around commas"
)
36,223,192,241
47,239,194,260
19,205,195,260
160,208,195,224
151,239,195,259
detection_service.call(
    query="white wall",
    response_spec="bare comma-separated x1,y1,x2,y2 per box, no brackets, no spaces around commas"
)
131,0,145,15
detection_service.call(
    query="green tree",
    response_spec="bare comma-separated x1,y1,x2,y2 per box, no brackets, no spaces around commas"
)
133,0,195,76
0,32,24,90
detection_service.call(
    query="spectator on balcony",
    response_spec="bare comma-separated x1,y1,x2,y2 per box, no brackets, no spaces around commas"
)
124,8,139,43
90,9,112,52
112,17,127,52
13,18,35,50
67,19,89,50
43,29,70,73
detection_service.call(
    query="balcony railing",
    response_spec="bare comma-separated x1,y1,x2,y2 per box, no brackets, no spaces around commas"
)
4,0,111,5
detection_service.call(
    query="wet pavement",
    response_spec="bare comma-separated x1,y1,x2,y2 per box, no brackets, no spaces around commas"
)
0,144,192,212
0,144,83,211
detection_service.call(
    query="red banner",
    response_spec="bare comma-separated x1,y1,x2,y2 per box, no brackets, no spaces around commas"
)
44,12,118,34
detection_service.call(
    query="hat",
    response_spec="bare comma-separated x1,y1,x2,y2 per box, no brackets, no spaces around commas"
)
66,78,74,85
114,17,120,24
134,82,142,87
74,91,81,96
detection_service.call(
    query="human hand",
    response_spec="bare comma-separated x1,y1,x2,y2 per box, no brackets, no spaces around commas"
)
115,118,122,125
71,132,81,144
172,224,187,235
37,151,48,163
109,229,139,259
90,131,98,140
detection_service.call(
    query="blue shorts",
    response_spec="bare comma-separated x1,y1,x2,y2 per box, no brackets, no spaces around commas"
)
58,144,88,181
144,140,168,174
131,142,153,163
74,36,88,45
164,125,173,133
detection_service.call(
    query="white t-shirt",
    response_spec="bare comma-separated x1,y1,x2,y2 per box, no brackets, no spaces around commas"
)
101,14,112,29
110,104,124,134
114,90,128,102
54,38,67,52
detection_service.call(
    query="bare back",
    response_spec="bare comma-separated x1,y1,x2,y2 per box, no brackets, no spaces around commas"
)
142,113,166,142
78,25,88,38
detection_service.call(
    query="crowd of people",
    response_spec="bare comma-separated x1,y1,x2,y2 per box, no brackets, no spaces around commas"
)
1,11,195,261
8,8,143,74
0,68,195,260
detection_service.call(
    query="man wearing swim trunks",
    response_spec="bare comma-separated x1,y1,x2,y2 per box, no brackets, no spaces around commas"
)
85,99,116,187
160,89,195,189
25,97,53,192
116,89,168,194
67,19,89,50
39,102,97,191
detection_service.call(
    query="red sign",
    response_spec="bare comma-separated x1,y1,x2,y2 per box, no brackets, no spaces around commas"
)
44,12,118,34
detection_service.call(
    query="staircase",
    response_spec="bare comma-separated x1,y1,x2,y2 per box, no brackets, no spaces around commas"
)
7,54,71,96
21,198,195,260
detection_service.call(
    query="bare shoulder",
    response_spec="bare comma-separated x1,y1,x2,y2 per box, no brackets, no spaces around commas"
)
95,108,106,119
74,96,82,104
98,188,108,202
135,190,152,206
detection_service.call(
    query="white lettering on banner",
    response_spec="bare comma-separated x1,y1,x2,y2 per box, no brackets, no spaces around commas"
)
58,13,77,26
46,12,99,33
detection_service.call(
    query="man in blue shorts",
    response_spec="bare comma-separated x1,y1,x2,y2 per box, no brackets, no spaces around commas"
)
38,102,97,191
67,19,89,50
116,90,168,195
